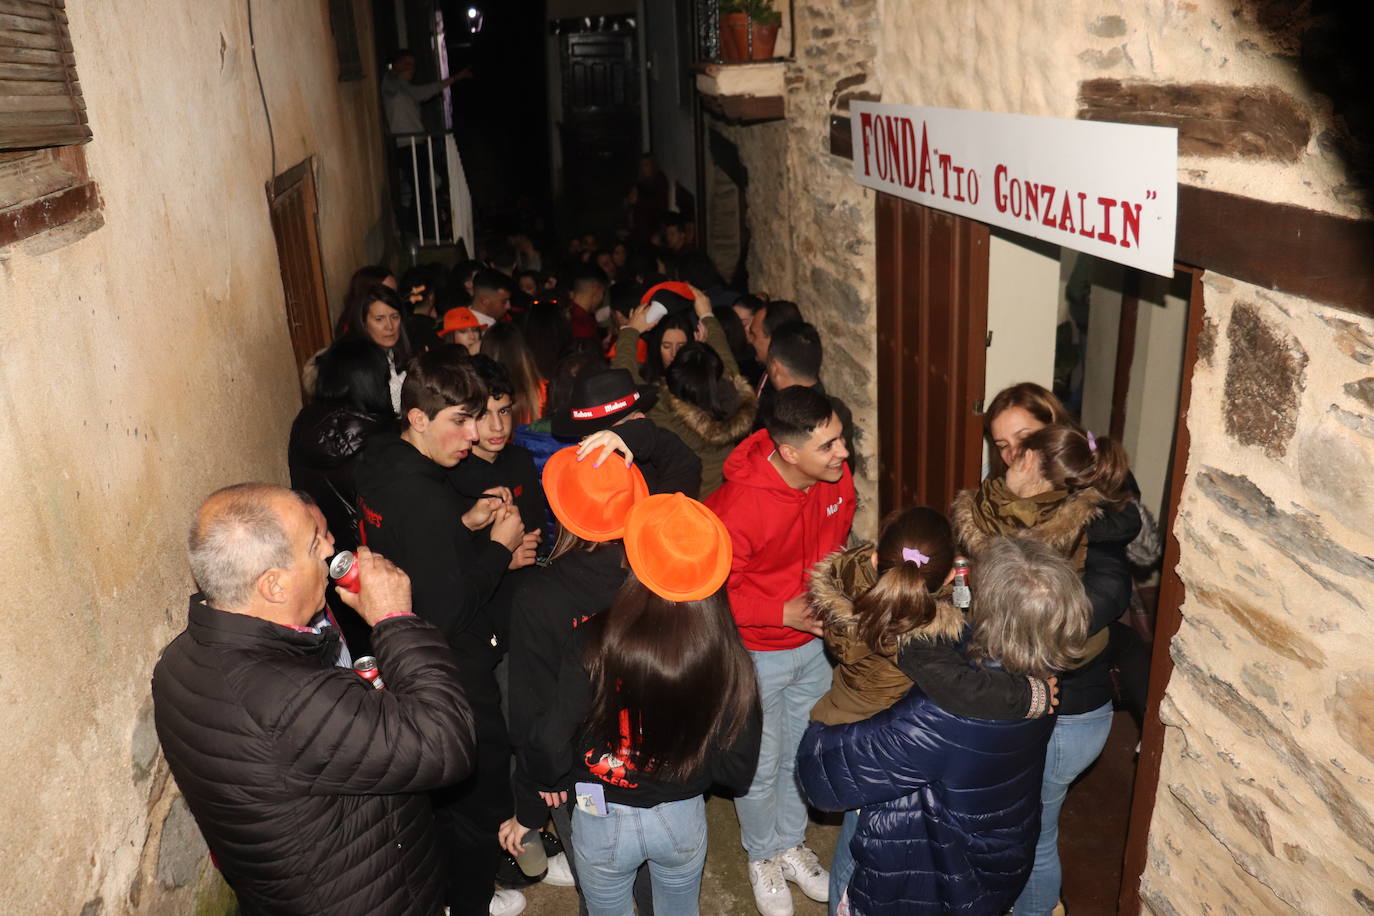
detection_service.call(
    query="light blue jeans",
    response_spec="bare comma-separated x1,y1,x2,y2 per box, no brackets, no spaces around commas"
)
1014,701,1114,915
828,808,859,916
572,796,708,916
736,639,832,861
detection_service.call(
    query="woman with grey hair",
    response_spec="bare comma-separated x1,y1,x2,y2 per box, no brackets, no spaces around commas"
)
797,536,1091,916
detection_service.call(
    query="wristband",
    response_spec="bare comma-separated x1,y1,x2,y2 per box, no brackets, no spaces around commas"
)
1026,677,1048,718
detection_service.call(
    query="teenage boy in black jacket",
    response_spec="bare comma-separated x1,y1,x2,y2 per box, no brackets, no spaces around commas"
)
451,356,547,536
354,346,538,916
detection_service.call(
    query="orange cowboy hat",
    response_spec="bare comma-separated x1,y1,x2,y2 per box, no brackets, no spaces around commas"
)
542,445,649,541
441,307,482,336
624,493,733,602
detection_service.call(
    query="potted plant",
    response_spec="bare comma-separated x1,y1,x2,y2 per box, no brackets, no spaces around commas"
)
718,0,750,62
744,0,782,60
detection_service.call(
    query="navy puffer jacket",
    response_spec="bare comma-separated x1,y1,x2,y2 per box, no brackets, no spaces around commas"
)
797,687,1052,915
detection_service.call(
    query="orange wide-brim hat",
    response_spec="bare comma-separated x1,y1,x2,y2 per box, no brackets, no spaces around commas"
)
624,493,733,602
542,445,649,541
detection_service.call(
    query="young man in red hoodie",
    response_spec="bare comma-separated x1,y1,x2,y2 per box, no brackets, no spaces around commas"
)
705,385,855,916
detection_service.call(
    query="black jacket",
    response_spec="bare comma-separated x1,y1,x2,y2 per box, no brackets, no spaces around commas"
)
614,416,703,498
505,545,631,825
151,599,475,916
287,404,394,551
354,433,513,660
449,443,546,535
526,621,762,811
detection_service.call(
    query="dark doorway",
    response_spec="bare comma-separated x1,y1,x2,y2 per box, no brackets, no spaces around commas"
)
555,21,641,241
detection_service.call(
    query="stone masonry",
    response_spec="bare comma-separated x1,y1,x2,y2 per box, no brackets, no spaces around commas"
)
1140,275,1374,914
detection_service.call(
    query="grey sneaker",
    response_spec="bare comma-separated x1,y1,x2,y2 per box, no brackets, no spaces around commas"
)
777,844,829,902
748,857,794,916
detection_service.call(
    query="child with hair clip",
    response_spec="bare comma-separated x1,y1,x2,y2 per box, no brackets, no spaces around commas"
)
810,507,1059,916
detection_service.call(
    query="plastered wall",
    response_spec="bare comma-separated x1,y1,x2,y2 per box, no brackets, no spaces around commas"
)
0,1,384,911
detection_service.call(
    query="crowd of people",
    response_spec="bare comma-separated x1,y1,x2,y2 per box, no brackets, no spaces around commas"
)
150,213,1155,916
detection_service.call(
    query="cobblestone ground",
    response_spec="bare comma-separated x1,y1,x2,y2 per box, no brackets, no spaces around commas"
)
522,794,840,915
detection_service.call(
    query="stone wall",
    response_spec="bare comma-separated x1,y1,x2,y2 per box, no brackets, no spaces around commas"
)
1139,276,1374,914
0,1,385,912
714,0,882,531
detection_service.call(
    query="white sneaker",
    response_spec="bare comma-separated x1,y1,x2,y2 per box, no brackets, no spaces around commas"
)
748,858,794,916
777,844,829,902
489,888,526,916
542,851,575,887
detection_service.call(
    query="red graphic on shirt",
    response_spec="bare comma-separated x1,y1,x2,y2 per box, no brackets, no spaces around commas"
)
358,499,383,529
514,485,524,498
585,708,640,789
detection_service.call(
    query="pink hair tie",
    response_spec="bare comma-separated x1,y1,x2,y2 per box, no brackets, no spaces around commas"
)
1086,431,1098,453
902,547,930,567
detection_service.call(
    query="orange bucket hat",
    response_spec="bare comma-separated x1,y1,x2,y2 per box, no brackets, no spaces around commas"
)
624,493,733,602
542,445,649,541
441,307,482,336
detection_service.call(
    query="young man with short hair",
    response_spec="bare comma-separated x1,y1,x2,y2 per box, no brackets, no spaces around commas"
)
354,348,534,916
567,265,608,342
470,268,515,327
451,356,546,542
763,320,856,461
706,385,855,916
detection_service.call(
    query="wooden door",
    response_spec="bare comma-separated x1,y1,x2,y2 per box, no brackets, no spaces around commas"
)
875,193,991,516
268,159,333,380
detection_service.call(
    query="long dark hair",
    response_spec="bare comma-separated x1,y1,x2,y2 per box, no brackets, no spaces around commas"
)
314,337,394,416
642,311,697,383
983,382,1075,478
664,342,739,421
343,284,413,364
523,298,573,380
581,573,758,783
481,322,545,423
1020,424,1130,507
853,508,956,654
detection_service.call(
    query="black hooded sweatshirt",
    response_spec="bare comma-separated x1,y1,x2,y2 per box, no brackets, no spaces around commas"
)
505,544,632,826
353,432,513,661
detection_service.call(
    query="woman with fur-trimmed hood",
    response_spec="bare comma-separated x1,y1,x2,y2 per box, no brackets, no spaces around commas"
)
612,284,756,496
809,508,964,726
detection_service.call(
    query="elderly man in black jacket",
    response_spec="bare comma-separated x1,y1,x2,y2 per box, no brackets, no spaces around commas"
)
152,483,476,916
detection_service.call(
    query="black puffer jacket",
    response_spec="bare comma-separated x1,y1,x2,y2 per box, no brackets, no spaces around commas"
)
288,404,393,551
152,598,476,916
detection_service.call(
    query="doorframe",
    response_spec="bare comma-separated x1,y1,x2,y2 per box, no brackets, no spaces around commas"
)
1117,263,1204,914
875,192,1205,911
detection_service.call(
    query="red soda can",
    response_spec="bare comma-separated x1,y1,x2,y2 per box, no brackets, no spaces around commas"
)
353,656,386,690
329,551,361,593
952,558,972,610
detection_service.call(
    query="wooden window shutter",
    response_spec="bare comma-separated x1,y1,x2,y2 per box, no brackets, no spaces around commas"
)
0,0,91,151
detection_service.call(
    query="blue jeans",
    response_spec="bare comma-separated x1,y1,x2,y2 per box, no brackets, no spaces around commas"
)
828,808,859,916
1014,702,1114,915
736,639,832,861
572,796,708,916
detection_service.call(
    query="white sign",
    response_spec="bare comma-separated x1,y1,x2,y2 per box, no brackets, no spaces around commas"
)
850,102,1178,277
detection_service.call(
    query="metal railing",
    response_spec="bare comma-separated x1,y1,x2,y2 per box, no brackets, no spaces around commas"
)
392,130,473,253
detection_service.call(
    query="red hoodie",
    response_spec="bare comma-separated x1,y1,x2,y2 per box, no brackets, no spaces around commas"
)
706,429,856,652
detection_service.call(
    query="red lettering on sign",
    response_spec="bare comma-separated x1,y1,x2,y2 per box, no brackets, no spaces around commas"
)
1096,196,1118,244
860,112,875,177
917,122,934,192
1119,200,1141,249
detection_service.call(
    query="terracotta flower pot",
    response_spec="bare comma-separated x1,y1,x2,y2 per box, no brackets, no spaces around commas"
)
719,12,750,62
748,21,781,60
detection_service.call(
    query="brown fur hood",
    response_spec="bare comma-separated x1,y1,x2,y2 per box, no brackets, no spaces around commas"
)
660,373,757,445
809,544,965,650
950,484,1104,559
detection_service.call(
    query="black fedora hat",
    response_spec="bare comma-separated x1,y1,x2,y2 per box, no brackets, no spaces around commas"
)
551,368,659,438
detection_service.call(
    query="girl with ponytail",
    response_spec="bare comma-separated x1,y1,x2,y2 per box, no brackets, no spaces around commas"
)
810,507,963,725
952,424,1129,571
